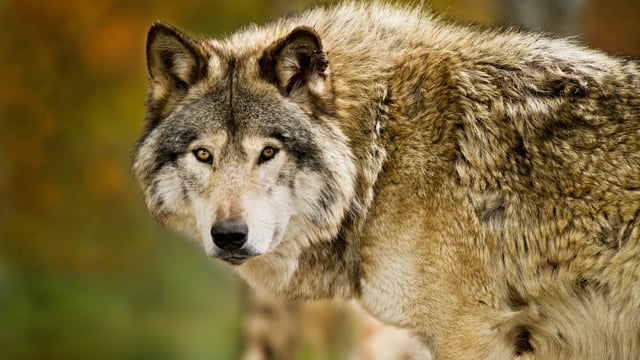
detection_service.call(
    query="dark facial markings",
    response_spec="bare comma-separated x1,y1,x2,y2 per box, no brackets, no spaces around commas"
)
152,125,199,173
227,58,237,135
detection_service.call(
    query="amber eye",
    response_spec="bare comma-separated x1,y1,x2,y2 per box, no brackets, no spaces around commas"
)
193,148,212,164
259,146,278,163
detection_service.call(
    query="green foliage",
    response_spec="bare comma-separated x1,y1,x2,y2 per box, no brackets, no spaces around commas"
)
0,236,243,359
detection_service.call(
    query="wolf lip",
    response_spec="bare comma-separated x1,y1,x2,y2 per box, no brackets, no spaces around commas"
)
217,251,257,265
220,256,250,265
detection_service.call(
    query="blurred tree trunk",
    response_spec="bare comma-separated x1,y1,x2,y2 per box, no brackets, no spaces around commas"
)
501,0,584,36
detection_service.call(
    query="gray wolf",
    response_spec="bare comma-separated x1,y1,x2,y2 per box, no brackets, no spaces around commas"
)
133,2,640,358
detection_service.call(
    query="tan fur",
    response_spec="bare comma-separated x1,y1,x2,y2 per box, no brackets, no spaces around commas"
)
135,2,640,358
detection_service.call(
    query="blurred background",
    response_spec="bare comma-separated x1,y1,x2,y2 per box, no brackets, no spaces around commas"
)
1,0,638,359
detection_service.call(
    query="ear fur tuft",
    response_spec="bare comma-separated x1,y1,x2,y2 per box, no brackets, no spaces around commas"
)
260,26,330,98
145,22,208,120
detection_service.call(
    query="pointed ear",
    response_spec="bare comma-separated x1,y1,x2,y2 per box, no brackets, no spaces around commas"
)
259,27,330,99
145,22,208,119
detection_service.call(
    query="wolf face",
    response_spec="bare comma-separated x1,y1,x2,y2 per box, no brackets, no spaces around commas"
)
133,23,357,266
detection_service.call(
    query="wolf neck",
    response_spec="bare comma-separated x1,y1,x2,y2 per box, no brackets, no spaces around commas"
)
237,219,363,300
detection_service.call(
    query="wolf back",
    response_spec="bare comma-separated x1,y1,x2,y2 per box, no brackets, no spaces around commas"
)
133,3,640,359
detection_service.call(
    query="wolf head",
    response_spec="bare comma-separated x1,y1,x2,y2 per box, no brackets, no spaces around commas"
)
133,22,357,267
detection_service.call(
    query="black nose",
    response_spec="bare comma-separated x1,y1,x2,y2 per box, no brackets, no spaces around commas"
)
211,218,248,251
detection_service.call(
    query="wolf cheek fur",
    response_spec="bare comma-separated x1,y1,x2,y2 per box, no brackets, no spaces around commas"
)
134,3,640,359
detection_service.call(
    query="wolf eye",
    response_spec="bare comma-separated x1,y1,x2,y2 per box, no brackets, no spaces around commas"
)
193,148,212,164
259,146,278,163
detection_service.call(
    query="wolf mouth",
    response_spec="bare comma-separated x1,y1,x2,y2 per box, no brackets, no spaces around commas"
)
220,255,252,265
215,249,259,265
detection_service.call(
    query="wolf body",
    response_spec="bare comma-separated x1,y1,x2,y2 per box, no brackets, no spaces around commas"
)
134,2,640,358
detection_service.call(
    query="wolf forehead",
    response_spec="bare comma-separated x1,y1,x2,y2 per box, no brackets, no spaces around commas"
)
148,82,317,142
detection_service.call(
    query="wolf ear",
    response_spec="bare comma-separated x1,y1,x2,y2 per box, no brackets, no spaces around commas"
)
260,27,330,100
145,22,208,119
